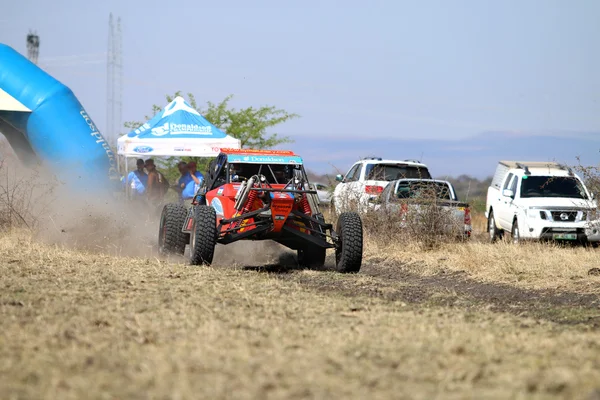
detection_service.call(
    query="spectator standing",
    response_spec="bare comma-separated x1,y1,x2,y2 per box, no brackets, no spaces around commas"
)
182,161,204,200
145,159,169,202
126,159,148,200
176,161,192,201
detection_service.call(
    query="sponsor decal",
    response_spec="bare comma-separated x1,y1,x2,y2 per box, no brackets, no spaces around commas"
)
274,215,285,221
270,192,293,200
227,154,303,164
169,123,212,135
133,146,153,154
222,148,296,156
211,198,224,215
80,110,119,179
149,122,213,136
174,147,192,152
151,123,169,136
217,187,224,196
134,122,151,135
272,204,291,212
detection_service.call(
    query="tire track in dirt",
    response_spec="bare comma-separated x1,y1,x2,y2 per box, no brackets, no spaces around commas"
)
242,255,600,327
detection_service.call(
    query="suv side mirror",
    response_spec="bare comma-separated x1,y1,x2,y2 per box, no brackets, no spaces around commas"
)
502,189,514,198
335,174,344,182
591,192,596,200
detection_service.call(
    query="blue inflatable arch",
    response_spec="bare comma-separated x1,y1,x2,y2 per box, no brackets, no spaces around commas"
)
0,43,117,190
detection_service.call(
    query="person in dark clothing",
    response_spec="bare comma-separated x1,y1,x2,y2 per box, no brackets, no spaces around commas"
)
145,159,169,201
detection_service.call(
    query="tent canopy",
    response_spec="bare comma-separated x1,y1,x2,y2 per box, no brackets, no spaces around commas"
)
117,96,241,157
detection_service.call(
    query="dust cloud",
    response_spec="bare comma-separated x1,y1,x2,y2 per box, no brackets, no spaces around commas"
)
0,157,300,265
37,190,161,258
212,240,296,267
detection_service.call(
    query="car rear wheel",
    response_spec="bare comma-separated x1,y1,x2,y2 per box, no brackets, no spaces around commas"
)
511,220,520,245
334,212,363,273
189,205,217,266
158,203,188,256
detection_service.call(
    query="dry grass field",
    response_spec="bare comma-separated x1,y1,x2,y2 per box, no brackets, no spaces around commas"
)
2,212,600,400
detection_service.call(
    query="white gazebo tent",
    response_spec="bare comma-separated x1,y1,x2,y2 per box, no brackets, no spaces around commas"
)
117,96,241,198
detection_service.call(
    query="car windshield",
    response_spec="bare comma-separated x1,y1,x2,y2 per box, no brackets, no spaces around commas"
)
228,163,300,184
520,176,588,199
365,163,431,181
393,181,452,201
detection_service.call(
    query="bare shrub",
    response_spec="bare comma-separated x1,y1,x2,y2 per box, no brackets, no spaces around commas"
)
361,185,466,251
0,160,56,231
574,159,600,200
573,160,600,236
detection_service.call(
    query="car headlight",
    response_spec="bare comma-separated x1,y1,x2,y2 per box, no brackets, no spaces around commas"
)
524,208,549,220
525,208,538,219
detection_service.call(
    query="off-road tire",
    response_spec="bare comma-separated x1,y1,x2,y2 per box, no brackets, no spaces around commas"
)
488,210,503,243
511,219,520,245
298,245,326,269
189,205,217,266
334,212,363,273
158,203,188,256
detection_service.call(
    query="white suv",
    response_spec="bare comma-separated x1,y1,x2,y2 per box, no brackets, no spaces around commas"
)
332,157,431,214
486,161,600,244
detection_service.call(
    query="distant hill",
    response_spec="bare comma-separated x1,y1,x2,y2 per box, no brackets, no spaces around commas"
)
282,131,600,179
443,174,492,201
442,175,492,212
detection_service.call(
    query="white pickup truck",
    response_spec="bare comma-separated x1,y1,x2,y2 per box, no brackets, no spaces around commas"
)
332,157,431,214
485,161,600,244
375,178,472,237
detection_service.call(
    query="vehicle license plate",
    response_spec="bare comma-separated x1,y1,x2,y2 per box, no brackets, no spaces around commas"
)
553,233,577,240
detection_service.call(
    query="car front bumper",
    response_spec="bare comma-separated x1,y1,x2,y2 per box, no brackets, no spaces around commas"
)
520,218,600,242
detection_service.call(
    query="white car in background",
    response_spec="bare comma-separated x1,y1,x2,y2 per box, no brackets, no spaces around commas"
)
332,157,431,214
486,161,600,244
313,182,332,205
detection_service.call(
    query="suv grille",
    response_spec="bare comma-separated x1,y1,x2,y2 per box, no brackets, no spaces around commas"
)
550,211,577,222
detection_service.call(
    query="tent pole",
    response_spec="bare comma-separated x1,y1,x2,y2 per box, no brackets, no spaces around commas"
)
125,157,130,201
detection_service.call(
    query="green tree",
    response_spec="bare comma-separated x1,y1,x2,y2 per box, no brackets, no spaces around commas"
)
123,92,299,185
201,94,297,148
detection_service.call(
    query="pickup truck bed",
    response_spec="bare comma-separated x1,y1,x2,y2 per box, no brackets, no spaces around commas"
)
374,179,472,237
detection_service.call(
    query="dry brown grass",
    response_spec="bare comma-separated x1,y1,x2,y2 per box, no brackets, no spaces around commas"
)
365,234,600,293
2,230,600,399
359,206,600,293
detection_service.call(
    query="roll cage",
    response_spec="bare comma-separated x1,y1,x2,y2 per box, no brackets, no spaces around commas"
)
202,153,313,194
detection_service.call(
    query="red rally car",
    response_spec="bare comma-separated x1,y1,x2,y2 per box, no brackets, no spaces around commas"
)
158,149,363,273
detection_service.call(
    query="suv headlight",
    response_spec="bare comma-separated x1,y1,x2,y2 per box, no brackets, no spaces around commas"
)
525,208,550,220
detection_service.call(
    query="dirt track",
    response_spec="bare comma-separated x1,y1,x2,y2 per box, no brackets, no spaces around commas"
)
236,252,600,327
3,232,600,399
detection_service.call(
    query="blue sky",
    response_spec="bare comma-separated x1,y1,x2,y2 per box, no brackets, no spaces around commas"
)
2,0,599,177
